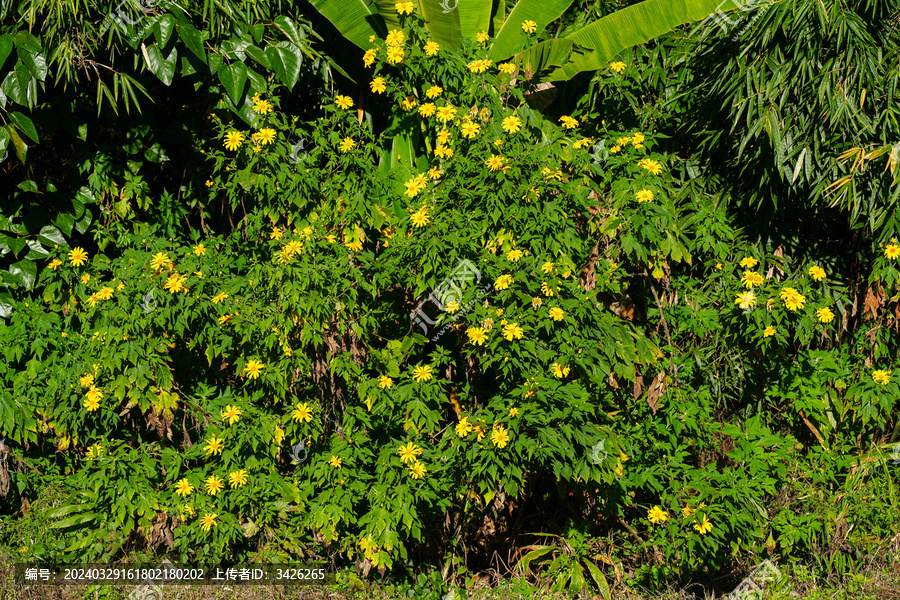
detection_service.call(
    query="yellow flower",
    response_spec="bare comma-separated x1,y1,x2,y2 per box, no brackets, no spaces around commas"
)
467,59,492,73
243,359,264,380
425,85,443,99
363,49,377,67
374,375,393,390
763,326,777,338
542,261,555,273
409,460,427,479
741,270,764,288
80,273,91,285
221,405,243,426
816,307,835,323
83,394,101,412
410,208,430,228
609,145,621,154
254,128,276,145
418,102,437,118
476,31,489,43
647,506,668,524
531,297,543,309
735,291,756,310
506,249,523,262
223,131,244,151
150,251,173,271
274,427,285,445
498,62,516,75
436,105,456,123
218,314,234,325
212,292,228,304
228,469,248,488
401,96,416,110
199,513,217,531
872,369,891,385
428,167,442,180
694,515,712,534
572,137,593,149
329,455,343,469
48,258,62,270
808,265,826,281
175,478,194,497
885,243,900,259
502,322,524,341
491,424,510,448
550,363,570,378
370,77,387,94
484,155,506,171
86,443,103,459
559,116,578,129
117,281,125,291
163,272,188,294
502,115,522,134
740,256,758,268
386,30,405,46
541,281,556,297
68,247,89,267
637,158,663,175
405,174,428,197
494,274,513,290
455,417,472,437
204,434,224,456
193,243,206,256
548,307,565,321
205,475,224,495
412,364,433,382
398,441,423,464
461,121,481,139
436,128,452,144
521,19,537,33
424,40,440,56
780,287,806,311
79,373,95,388
467,326,488,346
635,189,654,203
445,301,460,313
252,98,273,114
395,2,414,15
292,402,313,423
610,61,626,73
339,137,356,153
386,45,405,64
632,132,645,144
509,407,519,417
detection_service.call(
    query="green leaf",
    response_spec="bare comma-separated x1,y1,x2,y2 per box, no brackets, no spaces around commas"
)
308,0,386,50
584,560,611,600
0,35,12,67
0,126,9,155
416,0,461,50
245,45,271,70
0,292,12,318
9,111,38,143
274,16,304,46
218,62,248,105
488,0,573,62
176,20,206,63
54,213,75,236
141,43,176,86
266,43,303,89
12,31,41,54
38,225,66,248
16,48,47,82
8,127,26,162
518,545,555,573
155,14,176,47
8,259,36,289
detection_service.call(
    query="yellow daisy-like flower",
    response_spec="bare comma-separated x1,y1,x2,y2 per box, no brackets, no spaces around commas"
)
398,442,423,464
218,314,234,325
86,385,103,404
476,31,489,43
541,281,556,297
193,243,206,256
254,128,276,145
491,424,510,448
467,326,488,346
498,62,516,75
550,362,570,378
425,85,443,99
455,417,472,437
541,261,554,273
48,258,62,270
873,369,892,385
370,77,387,94
205,475,224,496
339,137,356,153
694,515,712,534
80,273,91,285
212,292,228,304
412,364,433,382
404,174,428,197
335,95,354,109
386,45,404,64
735,291,756,310
609,145,621,154
410,208,430,228
423,40,440,56
401,96,416,110
86,443,103,459
502,115,522,134
223,131,244,151
329,455,343,469
808,265,826,281
291,402,313,423
199,513,217,531
531,297,543,309
494,274,513,289
377,375,393,389
409,460,427,479
635,189,654,203
521,19,537,33
419,102,437,117
572,137,593,149
461,121,481,139
502,322,524,341
150,252,172,272
559,116,578,129
252,98,273,114
386,30,405,46
509,407,519,417
204,434,224,456
763,326,777,338
610,61,626,73
885,243,900,259
68,247,89,267
816,307,835,323
780,287,806,311
363,49,377,67
436,105,456,123
506,249,523,262
244,359,265,379
637,158,663,175
163,272,188,294
175,478,194,497
228,469,248,488
83,394,101,412
632,132,645,144
436,128,452,144
116,281,125,290
741,270,764,288
740,256,758,268
395,1,414,15
434,144,454,159
79,373,95,388
445,301,460,313
181,504,195,517
647,506,669,524
428,167,442,180
466,59,492,73
221,405,243,426
548,307,565,321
